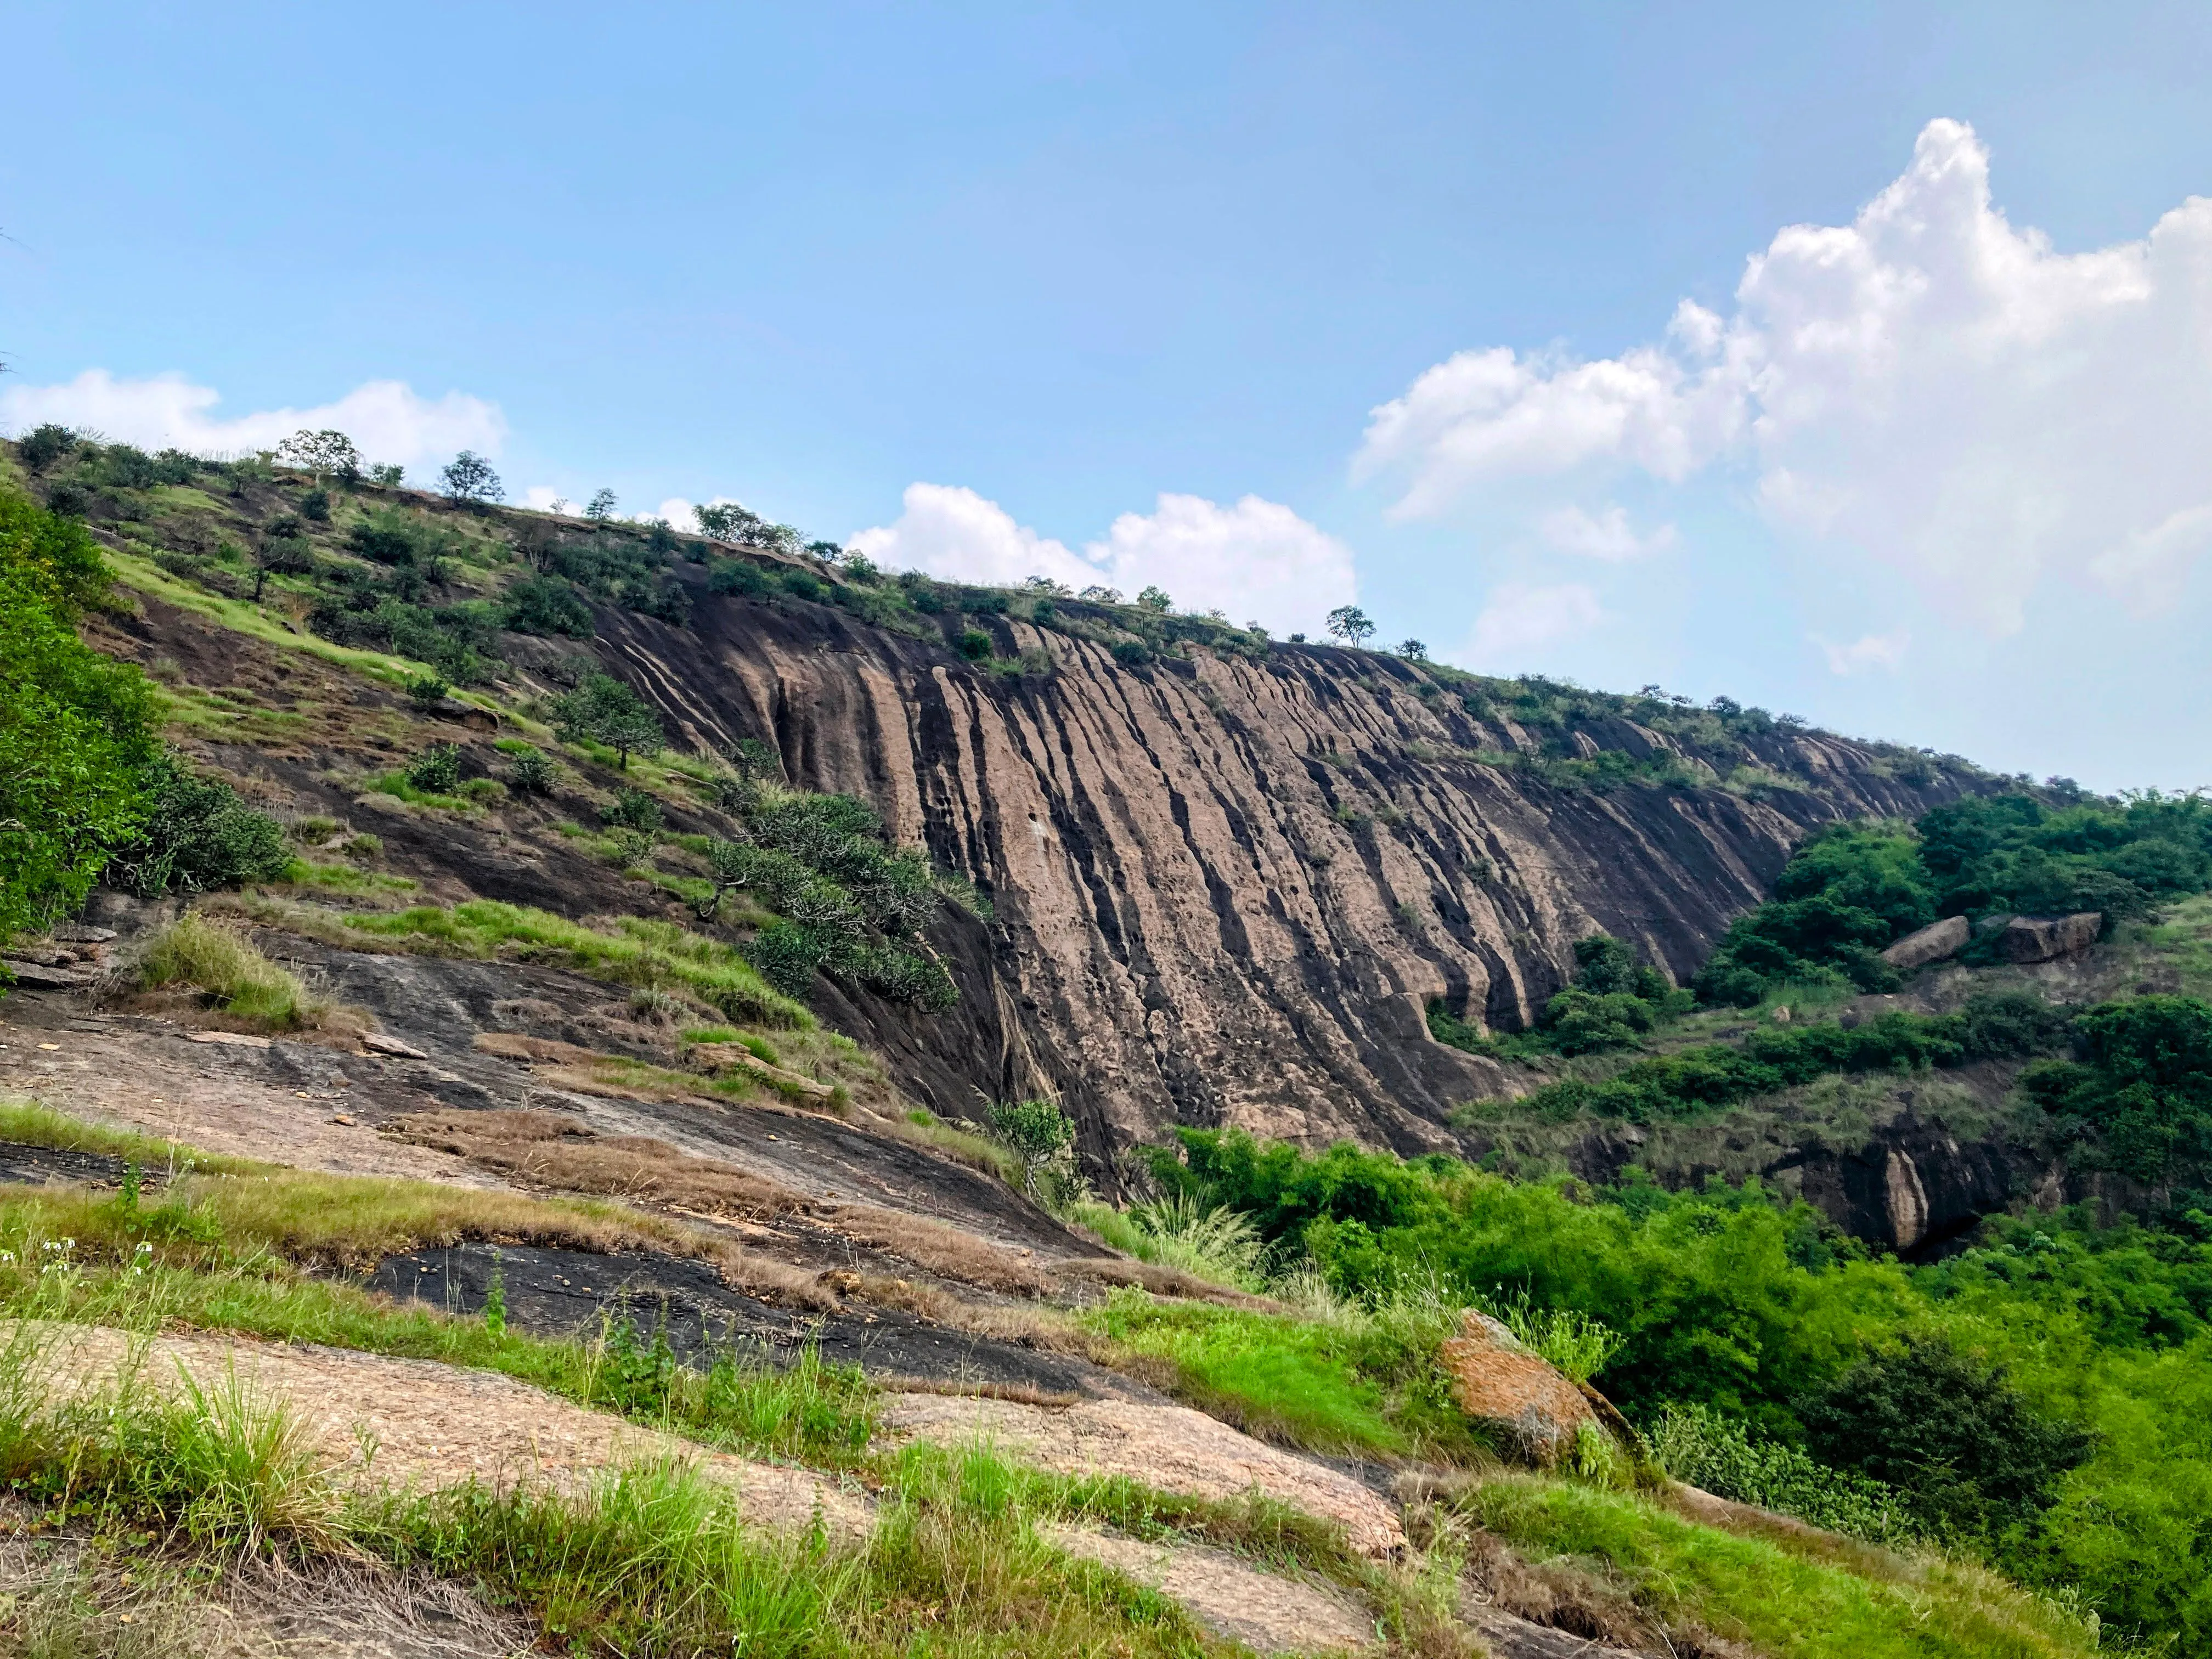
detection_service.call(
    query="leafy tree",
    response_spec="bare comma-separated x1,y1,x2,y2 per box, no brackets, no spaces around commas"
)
503,744,558,795
0,498,160,937
16,424,78,475
1397,638,1427,659
499,574,594,638
1080,584,1124,603
368,463,405,488
584,488,618,521
1136,585,1173,613
439,450,504,506
1325,605,1375,647
988,1098,1081,1203
1798,1336,2094,1541
601,785,663,834
550,672,664,769
275,428,361,486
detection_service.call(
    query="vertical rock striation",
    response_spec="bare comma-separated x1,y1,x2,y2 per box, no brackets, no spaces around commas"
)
591,595,1982,1158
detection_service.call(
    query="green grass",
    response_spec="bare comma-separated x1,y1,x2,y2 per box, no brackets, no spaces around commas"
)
1075,1288,1486,1464
136,912,332,1030
1452,1475,2100,1659
339,898,813,1028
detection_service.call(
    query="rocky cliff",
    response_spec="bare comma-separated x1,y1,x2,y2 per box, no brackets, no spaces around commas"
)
582,588,1983,1163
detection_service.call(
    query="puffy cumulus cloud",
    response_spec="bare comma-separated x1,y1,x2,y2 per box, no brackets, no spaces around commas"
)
1462,581,1602,665
1814,629,1910,675
1537,503,1676,560
1357,119,2212,633
849,483,1356,634
0,370,506,472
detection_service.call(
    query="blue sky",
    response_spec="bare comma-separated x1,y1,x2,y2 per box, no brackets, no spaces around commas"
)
5,3,2209,790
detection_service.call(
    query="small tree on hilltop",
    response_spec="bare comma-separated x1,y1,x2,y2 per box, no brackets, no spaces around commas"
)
1325,605,1374,647
551,672,664,770
441,450,505,507
1136,585,1173,614
275,428,361,487
1397,638,1427,659
584,488,617,521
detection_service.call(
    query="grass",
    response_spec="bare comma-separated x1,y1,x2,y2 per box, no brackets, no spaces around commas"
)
134,912,334,1031
1449,1474,2102,1659
1069,1194,1268,1290
1075,1287,1488,1464
891,1108,1023,1183
338,899,813,1028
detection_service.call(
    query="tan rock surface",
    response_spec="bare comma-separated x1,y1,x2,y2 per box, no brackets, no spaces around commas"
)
1998,911,2103,963
1046,1525,1379,1654
877,1390,1406,1555
1881,914,1969,969
21,1325,870,1536
1436,1312,1597,1467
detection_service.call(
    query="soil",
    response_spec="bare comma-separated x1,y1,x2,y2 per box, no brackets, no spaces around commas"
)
1045,1525,1380,1655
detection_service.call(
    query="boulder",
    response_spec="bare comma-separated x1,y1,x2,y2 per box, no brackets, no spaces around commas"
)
0,957,98,989
1436,1311,1599,1467
1881,915,1970,970
1998,912,2102,964
430,697,500,732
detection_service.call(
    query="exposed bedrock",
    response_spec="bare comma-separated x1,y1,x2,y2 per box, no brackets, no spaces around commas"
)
582,594,1982,1164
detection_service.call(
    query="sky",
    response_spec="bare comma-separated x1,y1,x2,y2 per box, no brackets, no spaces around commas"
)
3,2,2209,792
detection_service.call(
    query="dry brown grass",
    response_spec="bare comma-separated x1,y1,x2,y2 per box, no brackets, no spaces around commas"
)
1057,1256,1289,1312
384,1109,807,1223
819,1202,1058,1296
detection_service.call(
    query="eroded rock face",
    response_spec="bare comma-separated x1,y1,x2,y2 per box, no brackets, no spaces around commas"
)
588,595,1980,1156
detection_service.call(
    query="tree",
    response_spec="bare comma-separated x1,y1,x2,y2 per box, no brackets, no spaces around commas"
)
550,672,664,769
1325,605,1374,647
17,425,78,475
0,495,159,939
1079,585,1124,604
250,525,315,603
368,463,405,488
1136,585,1173,613
275,428,361,487
690,837,760,923
440,451,504,506
584,488,618,521
1397,639,1427,659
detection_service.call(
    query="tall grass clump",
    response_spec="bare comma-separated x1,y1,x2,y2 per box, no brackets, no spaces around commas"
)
1075,1192,1269,1289
135,911,329,1029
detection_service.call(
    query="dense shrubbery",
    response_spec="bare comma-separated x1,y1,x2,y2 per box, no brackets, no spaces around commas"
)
0,494,160,939
107,754,290,897
1432,934,1691,1058
1697,794,2212,1007
1140,1124,2212,1641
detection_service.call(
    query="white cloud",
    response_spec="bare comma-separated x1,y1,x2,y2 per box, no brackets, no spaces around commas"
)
1814,629,1910,675
849,483,1356,634
1537,503,1676,560
1356,118,2212,634
0,370,506,472
1463,582,1602,664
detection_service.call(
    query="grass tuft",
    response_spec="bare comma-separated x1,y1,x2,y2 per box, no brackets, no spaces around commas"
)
134,912,332,1030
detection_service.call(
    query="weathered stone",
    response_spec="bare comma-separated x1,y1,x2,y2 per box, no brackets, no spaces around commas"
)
1882,914,1970,969
49,923,117,944
360,1029,431,1059
1436,1311,1598,1467
0,957,97,989
1998,912,2102,964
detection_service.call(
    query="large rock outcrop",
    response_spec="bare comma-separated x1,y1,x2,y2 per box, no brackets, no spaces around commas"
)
585,590,1982,1160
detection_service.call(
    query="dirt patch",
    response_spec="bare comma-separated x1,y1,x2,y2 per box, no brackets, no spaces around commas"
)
1046,1525,1379,1655
20,1323,871,1537
878,1391,1407,1555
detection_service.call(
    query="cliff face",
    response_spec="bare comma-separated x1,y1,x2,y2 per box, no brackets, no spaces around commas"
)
588,590,1981,1161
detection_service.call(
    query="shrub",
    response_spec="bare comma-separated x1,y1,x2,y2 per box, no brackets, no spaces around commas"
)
986,1098,1082,1205
405,674,450,711
504,744,558,796
109,753,289,899
957,629,992,662
1797,1335,2095,1542
500,575,594,637
601,786,663,835
1645,1402,1921,1545
706,558,769,598
16,425,78,474
405,745,462,794
138,912,328,1030
300,488,331,522
742,918,828,998
1111,639,1151,668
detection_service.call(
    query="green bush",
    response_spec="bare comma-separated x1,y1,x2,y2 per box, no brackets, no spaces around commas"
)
551,673,663,768
957,628,992,662
16,425,79,474
1645,1402,1920,1545
0,495,161,938
405,745,462,794
1798,1336,2094,1543
504,744,559,796
108,753,288,900
499,574,595,637
742,918,828,998
404,674,449,710
601,785,663,835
